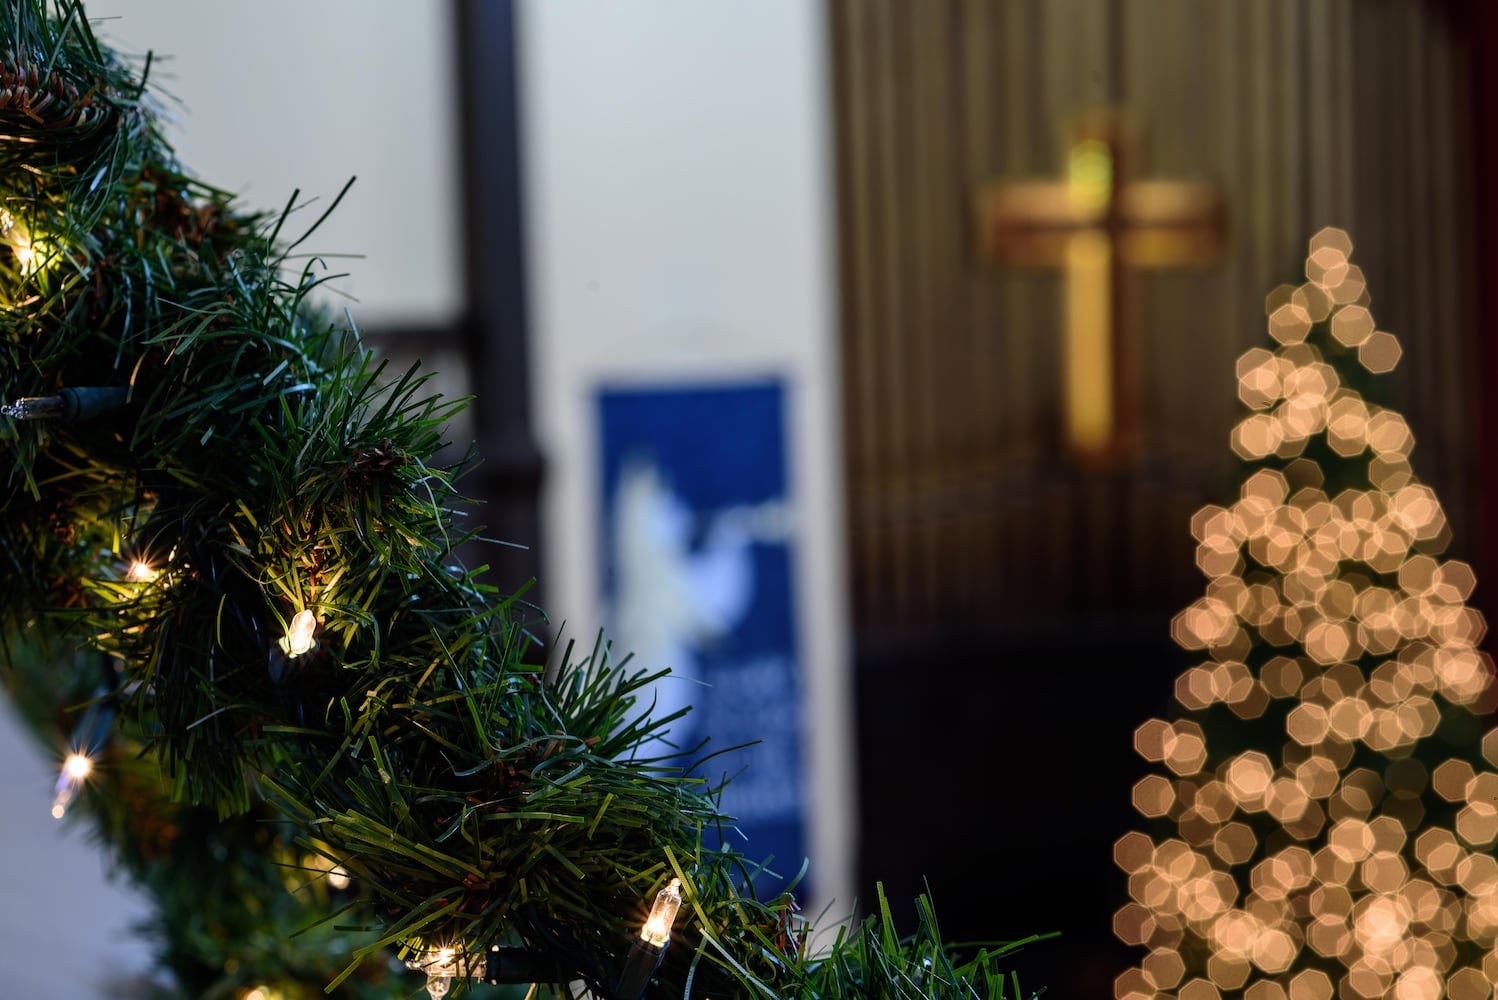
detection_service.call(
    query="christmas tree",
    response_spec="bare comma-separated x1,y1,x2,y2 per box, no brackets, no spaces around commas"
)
1117,228,1495,1000
0,4,1043,998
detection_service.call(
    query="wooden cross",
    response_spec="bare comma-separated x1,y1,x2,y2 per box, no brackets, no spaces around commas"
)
978,111,1223,463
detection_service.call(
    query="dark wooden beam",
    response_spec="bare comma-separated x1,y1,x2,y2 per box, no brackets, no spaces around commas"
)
1462,0,1498,651
453,0,545,605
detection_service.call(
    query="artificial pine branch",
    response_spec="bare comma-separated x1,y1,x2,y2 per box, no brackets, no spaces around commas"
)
0,3,1045,997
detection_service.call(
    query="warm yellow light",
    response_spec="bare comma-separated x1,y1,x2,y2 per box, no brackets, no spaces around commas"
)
328,865,351,890
126,560,159,583
1068,138,1114,214
7,238,41,276
0,209,46,277
1120,231,1498,1000
278,609,317,657
403,946,459,1000
64,753,92,780
51,752,93,818
640,877,683,947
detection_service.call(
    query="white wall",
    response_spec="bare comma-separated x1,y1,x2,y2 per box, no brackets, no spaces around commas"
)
0,703,161,997
518,1,853,915
0,5,459,996
82,1,462,326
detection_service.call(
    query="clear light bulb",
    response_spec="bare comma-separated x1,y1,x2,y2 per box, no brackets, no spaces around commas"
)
51,752,93,818
640,877,683,947
278,609,317,656
404,946,462,1000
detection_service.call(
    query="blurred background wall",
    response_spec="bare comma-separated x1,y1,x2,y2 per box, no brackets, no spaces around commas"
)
518,0,852,913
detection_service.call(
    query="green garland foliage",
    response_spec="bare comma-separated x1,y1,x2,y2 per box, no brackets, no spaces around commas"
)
0,3,1046,997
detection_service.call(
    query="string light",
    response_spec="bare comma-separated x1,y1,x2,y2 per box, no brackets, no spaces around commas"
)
49,692,115,819
63,752,91,780
399,878,689,999
618,877,685,1000
126,560,159,584
278,609,317,657
0,386,128,423
11,233,36,274
0,207,39,275
640,877,683,948
51,751,92,819
404,946,460,1000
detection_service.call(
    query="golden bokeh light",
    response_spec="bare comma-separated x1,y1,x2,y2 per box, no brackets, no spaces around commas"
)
1330,305,1375,347
1359,330,1403,374
1289,968,1333,1000
1135,774,1178,817
1447,967,1491,1000
1306,245,1349,290
1120,231,1498,999
1292,283,1334,324
1181,977,1225,1000
1308,225,1354,259
1328,264,1369,306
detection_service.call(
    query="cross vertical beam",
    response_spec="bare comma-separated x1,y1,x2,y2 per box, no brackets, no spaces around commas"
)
978,112,1224,463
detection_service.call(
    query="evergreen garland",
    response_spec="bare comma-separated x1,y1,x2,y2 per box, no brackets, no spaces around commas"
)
0,3,1044,997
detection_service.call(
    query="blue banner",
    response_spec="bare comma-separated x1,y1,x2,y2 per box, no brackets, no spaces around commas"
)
598,380,806,897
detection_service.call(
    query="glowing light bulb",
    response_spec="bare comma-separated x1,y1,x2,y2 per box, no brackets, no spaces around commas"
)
640,877,683,947
126,560,159,583
278,609,317,657
11,236,35,274
64,753,92,780
404,946,460,1000
51,752,93,818
1,212,44,277
327,865,351,890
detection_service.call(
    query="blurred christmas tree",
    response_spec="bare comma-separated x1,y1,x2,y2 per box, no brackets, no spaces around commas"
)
0,3,1044,999
1116,228,1497,1000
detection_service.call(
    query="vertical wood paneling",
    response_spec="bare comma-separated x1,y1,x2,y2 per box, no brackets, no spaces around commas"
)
831,0,1482,638
833,0,884,627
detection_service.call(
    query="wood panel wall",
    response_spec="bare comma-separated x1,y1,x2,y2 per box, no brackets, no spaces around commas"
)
830,0,1480,642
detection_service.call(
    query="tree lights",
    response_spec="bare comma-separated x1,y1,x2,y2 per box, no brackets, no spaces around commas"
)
1119,229,1496,1000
